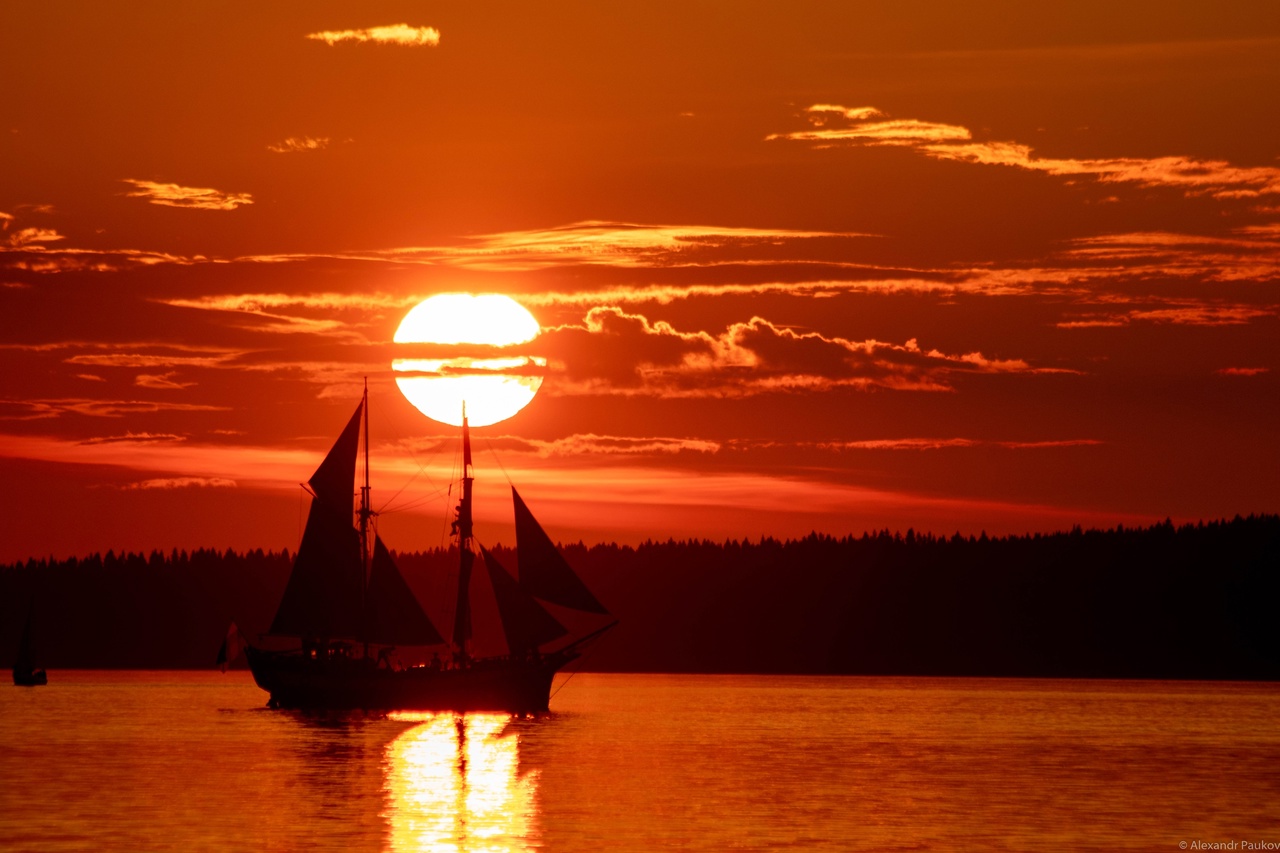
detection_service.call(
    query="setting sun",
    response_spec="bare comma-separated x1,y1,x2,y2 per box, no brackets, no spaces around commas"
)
392,293,545,427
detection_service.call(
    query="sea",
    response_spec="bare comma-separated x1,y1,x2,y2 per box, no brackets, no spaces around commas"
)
2,671,1277,852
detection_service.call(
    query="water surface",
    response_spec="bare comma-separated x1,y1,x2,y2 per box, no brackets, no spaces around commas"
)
2,672,1277,851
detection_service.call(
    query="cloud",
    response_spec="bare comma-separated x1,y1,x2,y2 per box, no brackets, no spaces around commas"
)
0,399,228,420
121,477,236,490
160,292,411,337
817,438,1103,451
267,136,330,154
134,372,196,390
770,105,1280,200
80,432,187,446
540,307,1058,398
65,350,237,369
393,221,876,272
306,24,440,47
121,179,253,211
5,226,64,248
1058,230,1280,283
518,434,721,457
769,105,970,145
1056,300,1276,328
1216,367,1269,377
390,432,721,459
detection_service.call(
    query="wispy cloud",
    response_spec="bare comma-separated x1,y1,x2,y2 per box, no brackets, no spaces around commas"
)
161,292,398,337
388,221,877,272
267,136,330,154
390,432,721,459
306,24,440,47
122,477,236,490
121,179,253,211
1059,230,1280,282
0,399,228,421
770,105,971,144
80,432,187,446
512,433,721,457
65,350,238,369
817,438,1104,451
4,227,64,248
1217,366,1270,377
770,105,1280,200
1056,300,1276,328
134,372,196,390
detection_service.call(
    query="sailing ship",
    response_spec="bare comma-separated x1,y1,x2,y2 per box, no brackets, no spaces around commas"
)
244,384,614,712
12,610,47,687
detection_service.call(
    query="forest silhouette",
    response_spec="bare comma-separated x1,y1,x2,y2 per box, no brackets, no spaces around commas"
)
3,515,1277,678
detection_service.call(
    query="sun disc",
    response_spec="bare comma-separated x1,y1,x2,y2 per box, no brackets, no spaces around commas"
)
393,294,544,427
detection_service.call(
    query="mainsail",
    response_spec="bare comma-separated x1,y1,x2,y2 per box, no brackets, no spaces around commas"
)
270,495,363,639
513,488,609,614
269,396,441,646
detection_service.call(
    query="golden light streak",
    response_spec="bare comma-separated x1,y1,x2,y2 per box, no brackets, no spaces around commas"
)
383,714,537,853
307,24,441,47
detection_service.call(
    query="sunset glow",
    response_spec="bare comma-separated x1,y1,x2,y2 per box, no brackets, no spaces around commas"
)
0,3,1276,562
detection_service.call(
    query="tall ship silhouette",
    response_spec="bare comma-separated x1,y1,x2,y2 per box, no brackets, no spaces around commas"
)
244,385,614,711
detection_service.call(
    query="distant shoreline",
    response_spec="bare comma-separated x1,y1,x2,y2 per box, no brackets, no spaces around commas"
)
5,514,1279,680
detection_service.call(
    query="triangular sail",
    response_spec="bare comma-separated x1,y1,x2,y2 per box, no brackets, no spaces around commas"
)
308,401,363,516
365,536,444,646
513,488,609,614
216,622,243,672
270,498,363,639
481,546,569,656
269,401,366,640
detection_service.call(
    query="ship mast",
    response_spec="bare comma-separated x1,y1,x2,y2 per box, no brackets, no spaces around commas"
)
452,402,475,663
358,378,373,656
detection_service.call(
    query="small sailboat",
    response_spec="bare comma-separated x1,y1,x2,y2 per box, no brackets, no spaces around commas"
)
244,384,614,711
12,611,47,687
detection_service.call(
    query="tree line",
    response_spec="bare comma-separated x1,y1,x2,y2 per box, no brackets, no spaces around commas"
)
3,515,1277,678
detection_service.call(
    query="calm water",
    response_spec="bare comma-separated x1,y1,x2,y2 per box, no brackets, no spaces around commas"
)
2,672,1278,852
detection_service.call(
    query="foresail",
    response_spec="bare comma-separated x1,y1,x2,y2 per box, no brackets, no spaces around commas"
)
269,498,363,639
365,536,444,646
513,488,609,614
307,400,363,518
481,546,569,656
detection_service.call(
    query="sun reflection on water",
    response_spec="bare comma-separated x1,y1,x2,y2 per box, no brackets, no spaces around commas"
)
384,713,539,853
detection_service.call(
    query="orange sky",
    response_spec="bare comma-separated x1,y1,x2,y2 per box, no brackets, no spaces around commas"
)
2,2,1278,562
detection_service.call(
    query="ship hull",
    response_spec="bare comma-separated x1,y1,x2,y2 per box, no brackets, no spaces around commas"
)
245,646,572,712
